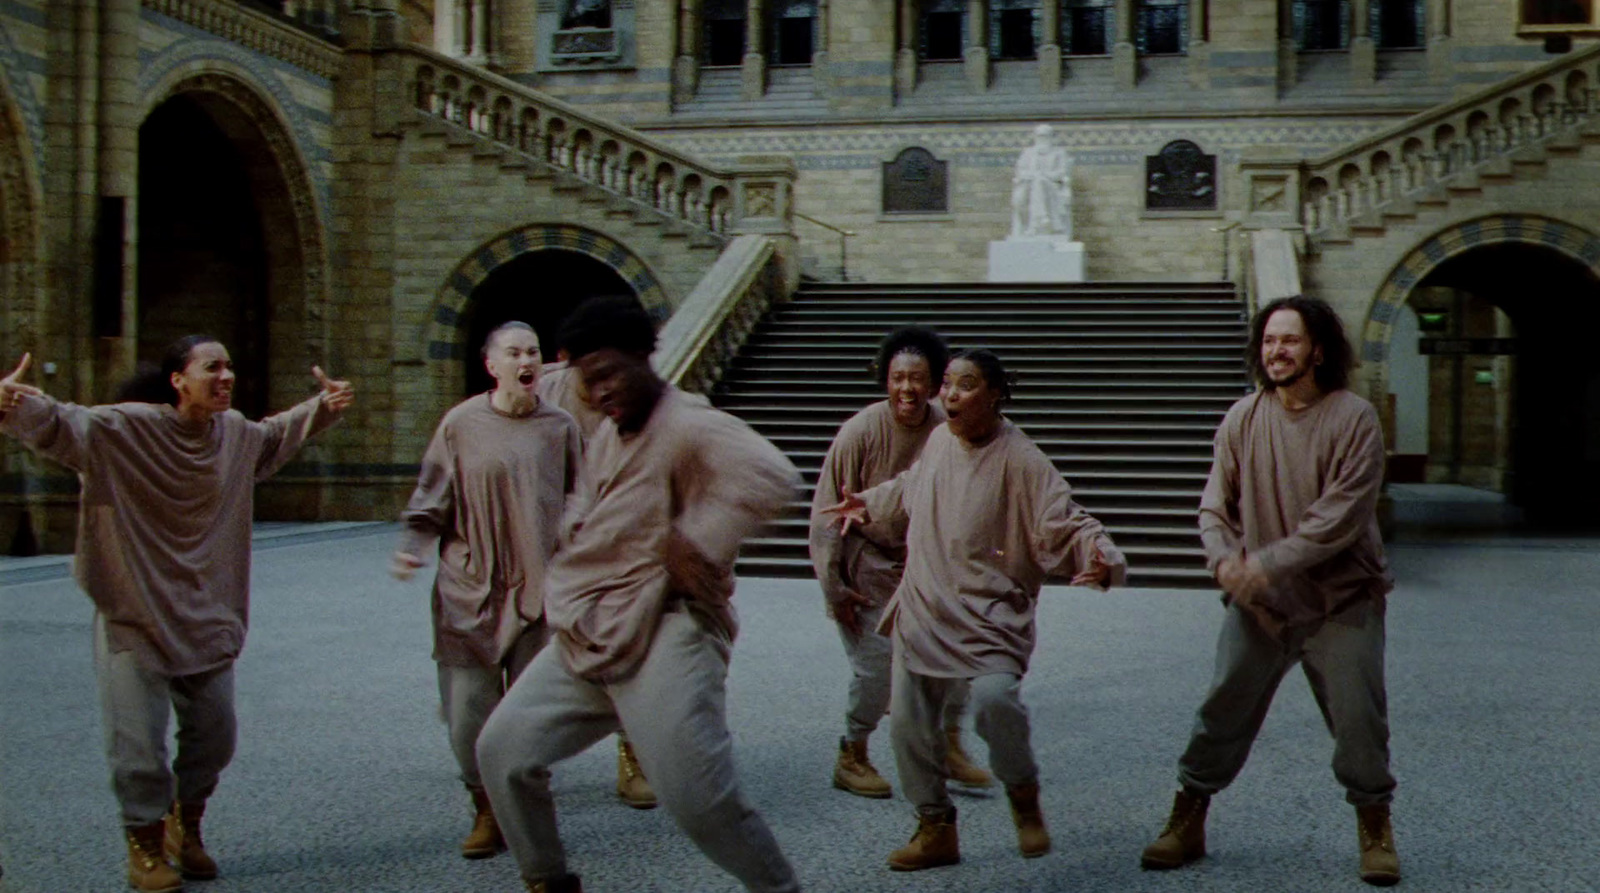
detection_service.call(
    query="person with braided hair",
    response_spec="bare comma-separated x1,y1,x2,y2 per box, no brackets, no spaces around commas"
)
826,348,1124,872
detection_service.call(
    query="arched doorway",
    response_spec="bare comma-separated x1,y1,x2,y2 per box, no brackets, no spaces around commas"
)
1367,219,1600,529
135,78,321,420
459,249,637,396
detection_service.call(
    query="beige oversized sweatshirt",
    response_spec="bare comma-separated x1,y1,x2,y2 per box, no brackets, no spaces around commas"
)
858,419,1126,678
1198,388,1393,628
0,393,338,675
808,399,945,612
542,388,800,683
397,394,582,667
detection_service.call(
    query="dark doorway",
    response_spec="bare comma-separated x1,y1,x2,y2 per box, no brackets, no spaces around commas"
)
460,249,639,397
1417,242,1600,527
137,95,271,419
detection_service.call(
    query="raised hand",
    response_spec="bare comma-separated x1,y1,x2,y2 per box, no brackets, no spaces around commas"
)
819,487,870,537
0,353,43,413
312,365,355,413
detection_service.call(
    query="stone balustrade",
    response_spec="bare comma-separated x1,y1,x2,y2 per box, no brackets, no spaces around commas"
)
144,0,345,78
405,46,797,239
654,235,781,394
1241,42,1600,238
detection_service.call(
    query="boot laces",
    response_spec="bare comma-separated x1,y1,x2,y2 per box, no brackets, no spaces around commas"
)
1359,813,1393,853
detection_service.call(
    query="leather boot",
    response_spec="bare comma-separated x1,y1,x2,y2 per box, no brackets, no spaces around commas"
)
461,787,504,859
1006,782,1051,858
944,728,994,788
126,820,183,893
615,737,658,810
833,737,892,799
1140,788,1209,870
163,801,218,880
525,873,583,893
1356,803,1401,886
887,807,960,871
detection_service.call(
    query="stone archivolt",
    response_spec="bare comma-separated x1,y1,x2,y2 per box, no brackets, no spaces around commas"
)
143,0,345,79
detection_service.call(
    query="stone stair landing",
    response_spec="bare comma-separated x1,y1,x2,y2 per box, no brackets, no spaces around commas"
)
714,281,1251,589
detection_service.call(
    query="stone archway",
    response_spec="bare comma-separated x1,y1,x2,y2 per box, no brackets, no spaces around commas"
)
424,223,670,398
1361,214,1600,524
139,71,330,414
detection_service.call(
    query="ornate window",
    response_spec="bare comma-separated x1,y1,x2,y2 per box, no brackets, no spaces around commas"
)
1294,0,1350,50
991,0,1041,60
704,0,747,66
1061,0,1113,56
920,0,967,61
882,147,950,215
1372,0,1424,47
770,0,818,65
1145,140,1216,211
538,0,636,71
1519,0,1598,33
1137,0,1188,55
562,0,611,28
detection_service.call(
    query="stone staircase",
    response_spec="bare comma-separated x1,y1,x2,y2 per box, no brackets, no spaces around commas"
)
714,281,1251,589
673,67,831,121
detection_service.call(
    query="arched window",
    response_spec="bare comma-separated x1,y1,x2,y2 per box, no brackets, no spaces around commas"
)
770,0,818,65
1294,0,1350,50
991,0,1041,60
1061,0,1113,56
1137,0,1188,55
920,0,966,61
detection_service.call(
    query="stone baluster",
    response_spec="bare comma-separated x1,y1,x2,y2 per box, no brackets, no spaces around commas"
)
1321,194,1337,226
1304,201,1319,231
1389,164,1406,198
1369,173,1384,205
1335,190,1350,221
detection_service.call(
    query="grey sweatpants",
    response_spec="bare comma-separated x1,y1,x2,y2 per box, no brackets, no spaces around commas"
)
1178,597,1396,806
477,605,800,892
838,603,969,742
437,621,550,790
890,654,1037,816
94,614,236,826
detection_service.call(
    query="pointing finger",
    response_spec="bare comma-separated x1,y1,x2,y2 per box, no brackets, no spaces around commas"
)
5,353,30,382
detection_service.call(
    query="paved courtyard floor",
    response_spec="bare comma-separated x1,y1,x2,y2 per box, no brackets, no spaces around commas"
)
2,523,1598,892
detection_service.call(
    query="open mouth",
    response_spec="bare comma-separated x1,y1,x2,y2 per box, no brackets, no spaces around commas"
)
517,370,536,386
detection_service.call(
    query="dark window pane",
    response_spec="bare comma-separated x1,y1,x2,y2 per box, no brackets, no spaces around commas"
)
1137,3,1186,54
1373,0,1423,47
775,16,813,63
923,11,964,59
1064,6,1109,55
1295,0,1349,50
706,18,746,65
1523,0,1593,25
997,9,1038,58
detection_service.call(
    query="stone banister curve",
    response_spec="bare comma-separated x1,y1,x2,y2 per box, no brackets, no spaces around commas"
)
402,44,796,239
1266,42,1600,236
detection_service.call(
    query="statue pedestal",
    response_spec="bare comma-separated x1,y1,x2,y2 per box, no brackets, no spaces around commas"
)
987,236,1085,283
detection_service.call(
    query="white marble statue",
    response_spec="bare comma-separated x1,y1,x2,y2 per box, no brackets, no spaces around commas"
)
1010,124,1073,240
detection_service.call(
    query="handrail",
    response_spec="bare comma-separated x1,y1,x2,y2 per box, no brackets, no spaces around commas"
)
796,212,855,281
143,0,345,78
403,44,797,238
655,235,779,393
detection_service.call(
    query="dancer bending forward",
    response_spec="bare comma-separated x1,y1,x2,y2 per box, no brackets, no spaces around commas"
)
475,297,802,893
828,348,1125,870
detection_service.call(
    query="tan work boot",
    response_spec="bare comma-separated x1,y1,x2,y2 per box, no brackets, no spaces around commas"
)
525,873,583,892
126,820,183,893
1140,787,1209,870
944,728,994,789
461,787,504,859
833,737,892,799
1356,803,1401,886
615,737,658,810
887,807,960,871
1006,782,1052,858
162,801,218,880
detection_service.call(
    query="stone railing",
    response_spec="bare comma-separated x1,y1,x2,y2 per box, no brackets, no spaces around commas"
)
654,235,782,394
403,46,797,239
143,0,346,78
1241,41,1600,237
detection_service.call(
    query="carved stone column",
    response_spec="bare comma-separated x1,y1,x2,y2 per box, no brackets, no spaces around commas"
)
964,0,988,90
896,0,918,95
452,0,469,56
814,0,831,87
743,0,766,99
1428,0,1452,83
1113,0,1136,87
1039,0,1061,89
674,0,700,102
1188,0,1209,87
1276,0,1297,88
1350,0,1375,84
469,0,490,61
